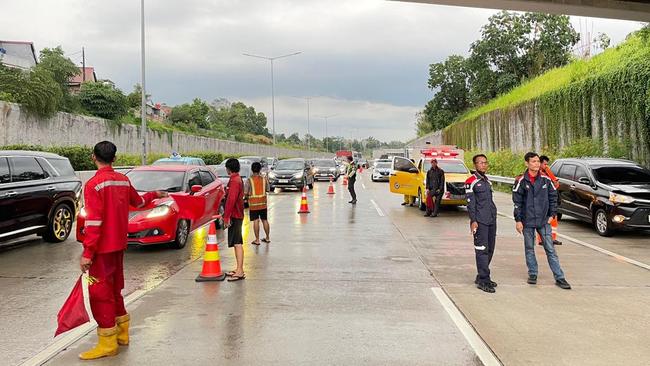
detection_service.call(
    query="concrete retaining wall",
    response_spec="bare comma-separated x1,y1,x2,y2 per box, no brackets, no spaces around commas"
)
0,101,329,158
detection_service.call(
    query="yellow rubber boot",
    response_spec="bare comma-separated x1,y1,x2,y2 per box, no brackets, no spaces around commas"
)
116,314,130,346
78,326,119,360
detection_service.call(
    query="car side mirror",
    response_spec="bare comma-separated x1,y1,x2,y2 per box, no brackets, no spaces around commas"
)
577,177,591,185
408,167,418,174
190,185,202,194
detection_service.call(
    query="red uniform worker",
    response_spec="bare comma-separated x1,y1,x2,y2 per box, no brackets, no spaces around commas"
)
79,141,165,360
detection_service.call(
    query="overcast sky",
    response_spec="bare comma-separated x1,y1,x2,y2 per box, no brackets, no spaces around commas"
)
3,0,643,142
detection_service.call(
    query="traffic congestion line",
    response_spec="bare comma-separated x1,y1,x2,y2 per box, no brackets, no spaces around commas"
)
496,211,650,272
430,288,502,366
370,199,385,217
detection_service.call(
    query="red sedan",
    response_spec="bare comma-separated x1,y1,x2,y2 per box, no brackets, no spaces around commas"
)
77,165,225,249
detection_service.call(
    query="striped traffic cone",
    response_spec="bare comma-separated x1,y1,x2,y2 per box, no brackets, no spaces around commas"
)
342,175,348,186
327,177,335,195
196,221,226,282
298,186,310,214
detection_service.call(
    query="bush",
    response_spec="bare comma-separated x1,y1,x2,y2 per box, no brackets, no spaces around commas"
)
78,82,128,120
189,152,223,165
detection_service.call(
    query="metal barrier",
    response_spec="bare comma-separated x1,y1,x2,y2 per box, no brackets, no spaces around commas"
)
486,174,515,185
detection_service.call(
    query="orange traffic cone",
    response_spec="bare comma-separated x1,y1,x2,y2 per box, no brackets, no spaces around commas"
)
196,221,226,282
327,177,335,195
342,175,348,186
358,165,363,173
298,186,310,214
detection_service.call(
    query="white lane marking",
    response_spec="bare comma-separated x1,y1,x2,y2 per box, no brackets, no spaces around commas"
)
370,199,385,217
496,211,650,271
431,288,502,366
21,286,147,366
361,183,366,189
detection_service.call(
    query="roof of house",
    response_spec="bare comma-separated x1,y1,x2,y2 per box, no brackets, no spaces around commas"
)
69,67,97,85
0,40,37,69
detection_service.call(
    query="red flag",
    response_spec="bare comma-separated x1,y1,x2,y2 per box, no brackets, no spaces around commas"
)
55,275,90,337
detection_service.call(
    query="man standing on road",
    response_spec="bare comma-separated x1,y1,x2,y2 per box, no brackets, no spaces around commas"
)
425,158,445,217
224,158,246,281
513,152,571,290
346,155,357,204
79,141,166,360
246,162,270,245
465,154,498,293
538,155,562,246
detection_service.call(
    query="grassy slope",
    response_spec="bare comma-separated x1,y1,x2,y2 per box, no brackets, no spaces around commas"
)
452,36,649,124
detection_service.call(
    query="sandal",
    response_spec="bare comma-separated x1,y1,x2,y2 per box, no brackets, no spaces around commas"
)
226,271,236,276
251,240,261,245
227,274,246,282
261,238,271,243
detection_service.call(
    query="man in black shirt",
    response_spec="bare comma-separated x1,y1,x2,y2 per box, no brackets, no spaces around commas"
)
424,159,445,217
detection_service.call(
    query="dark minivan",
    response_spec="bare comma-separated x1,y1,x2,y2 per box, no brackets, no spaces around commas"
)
0,151,81,244
551,158,650,236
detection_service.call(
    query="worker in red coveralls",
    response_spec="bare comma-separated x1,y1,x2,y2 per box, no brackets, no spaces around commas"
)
79,141,166,360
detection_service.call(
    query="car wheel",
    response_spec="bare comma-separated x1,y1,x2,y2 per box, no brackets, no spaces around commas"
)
269,185,275,192
418,189,426,211
171,219,190,249
593,209,614,237
371,177,375,182
43,203,74,243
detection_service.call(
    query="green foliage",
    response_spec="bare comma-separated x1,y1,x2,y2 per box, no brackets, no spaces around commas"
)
36,47,78,91
169,98,211,129
0,64,61,117
418,11,579,135
78,82,128,120
126,84,149,109
188,152,223,165
209,101,270,137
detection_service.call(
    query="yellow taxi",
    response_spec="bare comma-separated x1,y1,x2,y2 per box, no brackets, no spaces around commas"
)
389,147,471,210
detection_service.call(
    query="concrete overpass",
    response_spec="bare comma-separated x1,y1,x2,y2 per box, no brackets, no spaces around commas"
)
397,1,650,22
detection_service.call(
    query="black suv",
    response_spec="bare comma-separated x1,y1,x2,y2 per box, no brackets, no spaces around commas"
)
0,151,81,244
267,158,315,191
551,158,650,236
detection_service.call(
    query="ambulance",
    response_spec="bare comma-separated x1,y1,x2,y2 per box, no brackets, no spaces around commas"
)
389,146,471,210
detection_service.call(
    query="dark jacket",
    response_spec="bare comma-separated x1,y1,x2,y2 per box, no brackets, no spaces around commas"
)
465,172,497,225
426,167,445,194
512,170,558,228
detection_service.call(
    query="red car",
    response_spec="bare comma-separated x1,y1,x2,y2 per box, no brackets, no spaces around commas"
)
77,165,225,249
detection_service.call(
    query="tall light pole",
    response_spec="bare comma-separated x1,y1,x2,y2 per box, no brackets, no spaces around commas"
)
243,51,302,145
291,96,314,151
316,114,338,152
140,0,147,165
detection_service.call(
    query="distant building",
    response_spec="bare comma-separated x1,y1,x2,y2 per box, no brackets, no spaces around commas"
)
0,40,37,69
68,66,97,93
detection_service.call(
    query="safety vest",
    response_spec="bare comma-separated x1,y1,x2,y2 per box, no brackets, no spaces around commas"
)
248,175,267,210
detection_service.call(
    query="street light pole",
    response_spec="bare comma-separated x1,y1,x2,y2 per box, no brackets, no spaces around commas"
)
140,0,147,165
316,114,338,153
243,51,302,146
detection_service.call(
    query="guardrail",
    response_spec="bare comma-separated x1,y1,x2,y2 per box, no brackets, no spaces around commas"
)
486,174,515,185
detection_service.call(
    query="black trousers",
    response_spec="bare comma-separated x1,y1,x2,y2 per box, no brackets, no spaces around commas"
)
348,177,357,201
474,223,496,283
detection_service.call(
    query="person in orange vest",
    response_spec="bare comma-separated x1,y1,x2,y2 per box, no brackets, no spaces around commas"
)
79,141,166,360
538,155,562,246
246,162,270,245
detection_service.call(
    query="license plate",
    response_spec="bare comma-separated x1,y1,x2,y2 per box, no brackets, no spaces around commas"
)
279,179,289,183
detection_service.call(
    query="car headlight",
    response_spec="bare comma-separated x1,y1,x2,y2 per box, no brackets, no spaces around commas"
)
293,172,304,179
329,168,335,172
146,201,173,218
268,172,277,179
609,192,635,204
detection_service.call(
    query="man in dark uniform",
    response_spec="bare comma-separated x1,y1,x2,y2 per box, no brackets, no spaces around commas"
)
346,155,357,204
465,154,498,293
424,159,445,217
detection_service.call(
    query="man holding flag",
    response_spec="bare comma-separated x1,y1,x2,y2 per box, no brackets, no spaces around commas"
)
77,141,165,360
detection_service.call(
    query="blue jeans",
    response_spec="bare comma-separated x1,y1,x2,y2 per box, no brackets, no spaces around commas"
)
523,224,565,280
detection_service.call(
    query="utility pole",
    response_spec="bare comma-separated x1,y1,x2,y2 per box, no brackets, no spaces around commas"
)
81,47,85,82
243,51,302,145
291,96,313,151
140,0,147,165
316,114,338,153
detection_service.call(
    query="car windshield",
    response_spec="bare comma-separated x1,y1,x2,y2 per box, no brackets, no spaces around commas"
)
423,160,469,174
376,162,391,169
240,156,261,163
592,166,650,184
127,170,186,192
276,161,304,170
239,165,252,178
313,160,336,167
214,166,229,178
